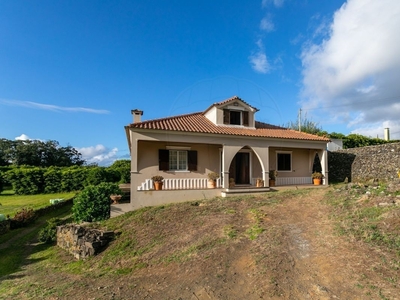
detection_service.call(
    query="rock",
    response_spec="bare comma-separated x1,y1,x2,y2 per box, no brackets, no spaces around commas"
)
57,224,115,260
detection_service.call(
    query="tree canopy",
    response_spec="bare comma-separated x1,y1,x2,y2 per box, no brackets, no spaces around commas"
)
0,138,85,167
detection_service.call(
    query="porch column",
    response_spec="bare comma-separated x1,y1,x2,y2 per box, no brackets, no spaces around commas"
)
131,138,139,172
130,137,139,210
320,149,329,185
222,145,243,189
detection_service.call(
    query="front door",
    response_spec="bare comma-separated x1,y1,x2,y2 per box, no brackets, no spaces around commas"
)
229,152,250,184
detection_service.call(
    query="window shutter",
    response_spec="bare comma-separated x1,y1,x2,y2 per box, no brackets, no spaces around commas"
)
242,111,249,126
188,150,197,171
159,149,169,171
223,109,230,124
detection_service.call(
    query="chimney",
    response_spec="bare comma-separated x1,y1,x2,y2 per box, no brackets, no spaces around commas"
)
384,128,390,141
131,109,143,123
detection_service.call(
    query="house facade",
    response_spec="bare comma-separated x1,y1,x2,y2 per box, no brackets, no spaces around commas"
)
125,96,330,210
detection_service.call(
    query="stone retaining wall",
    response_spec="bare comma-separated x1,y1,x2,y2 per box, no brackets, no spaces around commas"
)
57,224,115,259
329,142,400,183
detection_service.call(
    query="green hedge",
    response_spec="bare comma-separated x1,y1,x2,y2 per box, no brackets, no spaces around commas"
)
61,167,88,192
44,167,62,193
2,161,130,195
6,168,45,195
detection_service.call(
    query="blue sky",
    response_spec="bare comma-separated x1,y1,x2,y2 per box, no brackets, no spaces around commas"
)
1,0,399,165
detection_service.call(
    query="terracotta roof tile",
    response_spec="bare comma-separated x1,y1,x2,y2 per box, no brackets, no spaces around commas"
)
129,112,330,142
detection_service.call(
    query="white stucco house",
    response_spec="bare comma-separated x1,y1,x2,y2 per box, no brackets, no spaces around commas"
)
125,96,330,210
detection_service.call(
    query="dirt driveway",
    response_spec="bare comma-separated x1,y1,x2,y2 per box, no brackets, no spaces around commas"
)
1,187,399,299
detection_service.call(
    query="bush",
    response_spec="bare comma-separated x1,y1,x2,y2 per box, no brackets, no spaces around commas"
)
44,167,62,193
0,171,3,193
109,160,131,183
61,167,88,192
5,168,44,195
85,167,120,186
11,208,36,228
38,217,64,243
72,182,121,222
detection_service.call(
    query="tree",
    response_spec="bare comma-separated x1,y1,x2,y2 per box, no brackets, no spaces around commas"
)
285,113,322,135
0,138,85,167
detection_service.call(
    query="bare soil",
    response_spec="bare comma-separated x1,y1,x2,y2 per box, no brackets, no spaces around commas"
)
1,186,399,299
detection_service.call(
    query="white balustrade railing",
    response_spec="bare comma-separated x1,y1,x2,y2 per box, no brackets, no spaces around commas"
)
276,177,312,186
138,177,222,191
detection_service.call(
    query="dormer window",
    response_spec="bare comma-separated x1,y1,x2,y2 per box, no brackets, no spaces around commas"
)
223,109,249,126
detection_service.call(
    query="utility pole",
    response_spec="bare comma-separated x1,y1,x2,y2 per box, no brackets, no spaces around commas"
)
298,108,302,132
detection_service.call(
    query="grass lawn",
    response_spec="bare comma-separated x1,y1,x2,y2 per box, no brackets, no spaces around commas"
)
0,202,73,278
0,191,76,218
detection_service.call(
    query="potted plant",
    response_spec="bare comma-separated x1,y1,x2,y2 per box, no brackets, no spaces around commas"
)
269,170,278,187
207,172,219,188
229,178,235,188
256,178,264,187
311,172,324,185
151,175,164,190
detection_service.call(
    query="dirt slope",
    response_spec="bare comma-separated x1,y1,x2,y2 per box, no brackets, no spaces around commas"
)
1,187,399,299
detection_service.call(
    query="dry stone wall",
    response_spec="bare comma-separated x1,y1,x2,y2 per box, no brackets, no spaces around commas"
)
329,142,400,183
57,224,114,259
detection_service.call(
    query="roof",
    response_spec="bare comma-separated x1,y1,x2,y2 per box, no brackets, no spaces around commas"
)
127,111,330,142
203,95,259,113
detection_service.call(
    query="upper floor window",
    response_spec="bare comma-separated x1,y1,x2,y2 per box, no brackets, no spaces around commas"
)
223,109,249,126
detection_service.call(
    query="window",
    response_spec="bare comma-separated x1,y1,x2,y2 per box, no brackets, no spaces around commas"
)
277,152,291,171
169,150,187,170
159,149,197,171
230,111,241,125
223,109,249,126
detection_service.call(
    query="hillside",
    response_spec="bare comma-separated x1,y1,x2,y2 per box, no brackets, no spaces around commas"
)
1,184,399,299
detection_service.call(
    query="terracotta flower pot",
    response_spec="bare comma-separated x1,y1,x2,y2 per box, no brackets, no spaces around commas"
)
154,181,163,190
313,178,321,185
208,179,217,189
269,179,275,187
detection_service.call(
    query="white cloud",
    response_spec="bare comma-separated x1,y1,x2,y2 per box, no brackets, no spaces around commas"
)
300,0,400,135
351,120,400,140
260,15,275,32
15,134,31,141
249,40,271,74
0,99,110,114
262,0,284,8
77,144,119,166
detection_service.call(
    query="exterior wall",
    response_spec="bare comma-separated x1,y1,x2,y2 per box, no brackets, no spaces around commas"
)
204,106,218,124
269,147,313,178
327,139,343,151
136,140,221,189
129,128,329,210
132,189,221,210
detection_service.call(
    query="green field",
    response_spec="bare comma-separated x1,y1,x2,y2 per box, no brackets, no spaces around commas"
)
0,191,76,217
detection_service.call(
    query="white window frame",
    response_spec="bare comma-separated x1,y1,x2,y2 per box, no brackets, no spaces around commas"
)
169,150,188,171
276,151,292,172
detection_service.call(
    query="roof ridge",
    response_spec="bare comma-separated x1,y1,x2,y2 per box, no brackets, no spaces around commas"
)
133,111,203,125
